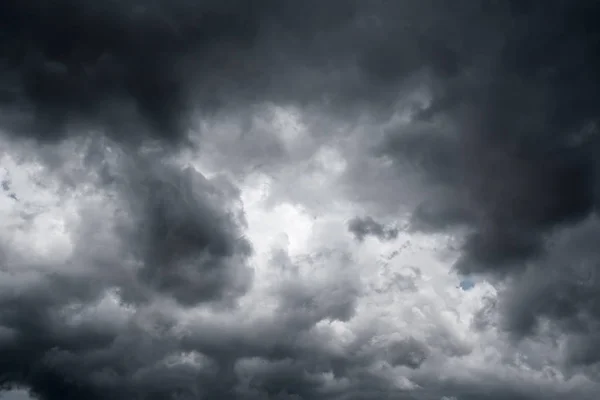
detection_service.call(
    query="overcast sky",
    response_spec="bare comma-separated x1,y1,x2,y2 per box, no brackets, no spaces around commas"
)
1,1,600,399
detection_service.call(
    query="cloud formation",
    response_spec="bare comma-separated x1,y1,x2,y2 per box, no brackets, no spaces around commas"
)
2,1,600,399
347,216,399,242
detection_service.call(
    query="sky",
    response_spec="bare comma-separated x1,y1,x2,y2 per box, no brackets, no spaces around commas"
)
1,1,600,399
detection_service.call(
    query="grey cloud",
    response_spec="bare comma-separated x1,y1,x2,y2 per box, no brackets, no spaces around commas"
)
0,0,482,146
379,125,461,187
384,337,429,369
410,194,474,233
0,391,32,400
133,163,253,307
0,138,254,399
2,0,600,399
499,218,600,366
0,0,275,144
346,0,600,368
414,3,599,273
349,0,600,275
270,248,361,332
348,216,399,242
0,150,373,399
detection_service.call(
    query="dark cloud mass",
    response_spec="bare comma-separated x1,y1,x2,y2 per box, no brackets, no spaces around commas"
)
348,216,399,242
2,0,600,399
0,0,271,143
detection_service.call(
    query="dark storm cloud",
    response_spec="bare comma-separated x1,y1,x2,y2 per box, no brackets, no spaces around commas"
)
0,0,298,142
363,1,600,377
0,0,492,146
0,139,255,399
99,143,255,307
332,0,600,383
496,217,600,371
0,0,275,143
410,195,473,232
2,0,600,399
0,211,374,400
383,1,600,275
348,216,399,242
132,162,253,306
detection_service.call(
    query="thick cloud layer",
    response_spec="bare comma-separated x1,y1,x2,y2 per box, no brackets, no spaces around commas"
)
0,1,504,143
0,0,273,143
397,2,600,271
2,1,600,399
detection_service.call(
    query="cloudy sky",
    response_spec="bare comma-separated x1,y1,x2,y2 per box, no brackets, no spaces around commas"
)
1,1,600,399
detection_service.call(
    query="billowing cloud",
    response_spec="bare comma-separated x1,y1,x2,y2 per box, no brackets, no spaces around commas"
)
2,1,600,400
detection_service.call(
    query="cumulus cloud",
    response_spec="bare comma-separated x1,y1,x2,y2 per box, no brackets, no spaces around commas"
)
2,1,600,400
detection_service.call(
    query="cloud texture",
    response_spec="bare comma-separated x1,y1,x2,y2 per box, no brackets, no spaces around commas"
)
2,1,600,399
